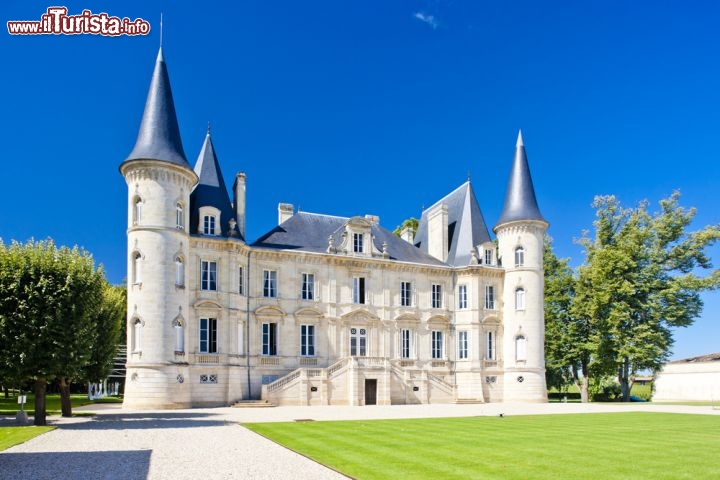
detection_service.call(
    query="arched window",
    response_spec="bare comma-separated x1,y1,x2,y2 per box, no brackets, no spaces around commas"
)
173,318,184,353
176,203,184,230
133,319,143,352
515,335,527,362
132,252,142,284
175,257,185,287
515,246,525,267
515,288,525,310
133,196,143,225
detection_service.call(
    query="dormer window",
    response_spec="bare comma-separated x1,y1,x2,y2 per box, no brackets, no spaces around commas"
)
198,207,221,236
484,248,493,266
353,233,364,253
204,215,216,235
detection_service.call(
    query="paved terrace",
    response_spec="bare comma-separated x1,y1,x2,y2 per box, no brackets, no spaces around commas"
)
1,402,718,479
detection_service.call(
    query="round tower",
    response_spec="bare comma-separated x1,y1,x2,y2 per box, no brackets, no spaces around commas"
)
120,48,198,408
494,131,548,402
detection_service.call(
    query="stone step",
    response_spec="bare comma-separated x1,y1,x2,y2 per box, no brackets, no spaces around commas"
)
231,400,276,408
454,398,484,404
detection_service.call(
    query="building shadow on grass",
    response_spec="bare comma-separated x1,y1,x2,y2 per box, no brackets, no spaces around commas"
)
0,450,151,480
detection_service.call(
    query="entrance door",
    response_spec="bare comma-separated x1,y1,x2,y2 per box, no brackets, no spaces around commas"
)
365,379,377,405
350,327,367,356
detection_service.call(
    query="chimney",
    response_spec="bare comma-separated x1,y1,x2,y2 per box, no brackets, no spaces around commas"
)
278,203,294,224
233,172,246,239
400,227,414,244
427,203,448,262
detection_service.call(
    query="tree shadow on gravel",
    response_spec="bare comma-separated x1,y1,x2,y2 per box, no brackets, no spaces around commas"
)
57,411,230,430
0,450,151,480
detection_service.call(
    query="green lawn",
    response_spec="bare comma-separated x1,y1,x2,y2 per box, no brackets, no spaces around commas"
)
0,393,122,415
0,426,55,451
245,413,720,480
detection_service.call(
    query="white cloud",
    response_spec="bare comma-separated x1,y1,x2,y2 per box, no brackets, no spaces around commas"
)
413,12,438,29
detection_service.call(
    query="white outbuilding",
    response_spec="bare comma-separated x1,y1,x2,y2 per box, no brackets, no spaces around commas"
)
653,353,720,403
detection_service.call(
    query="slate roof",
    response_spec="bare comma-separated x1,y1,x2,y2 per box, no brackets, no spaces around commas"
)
252,212,447,266
124,48,190,169
668,352,720,364
414,181,492,267
495,131,545,227
190,131,239,238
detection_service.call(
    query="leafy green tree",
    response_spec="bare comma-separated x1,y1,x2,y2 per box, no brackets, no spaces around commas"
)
573,193,720,401
544,237,594,402
82,284,125,384
393,217,419,237
0,239,106,425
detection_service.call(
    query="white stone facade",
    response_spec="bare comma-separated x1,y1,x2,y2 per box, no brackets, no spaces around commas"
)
120,49,548,408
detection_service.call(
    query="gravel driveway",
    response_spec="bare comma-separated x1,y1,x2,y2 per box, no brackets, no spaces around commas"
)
1,407,347,479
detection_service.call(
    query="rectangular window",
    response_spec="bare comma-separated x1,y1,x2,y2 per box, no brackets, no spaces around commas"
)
353,233,364,253
458,330,468,360
199,318,217,353
484,249,493,266
263,270,277,298
199,374,218,384
262,323,277,356
401,329,411,359
400,281,412,307
353,277,366,304
458,284,468,309
431,331,444,359
516,288,526,310
300,324,315,356
238,267,244,295
176,204,184,230
485,285,495,310
201,261,217,291
431,284,442,309
486,331,496,360
203,215,217,235
350,327,367,356
301,273,315,300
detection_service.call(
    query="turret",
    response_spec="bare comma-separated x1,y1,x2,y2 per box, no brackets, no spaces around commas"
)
494,131,548,402
120,47,197,409
189,127,240,239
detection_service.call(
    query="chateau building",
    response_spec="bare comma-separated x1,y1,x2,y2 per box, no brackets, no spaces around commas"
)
120,48,549,408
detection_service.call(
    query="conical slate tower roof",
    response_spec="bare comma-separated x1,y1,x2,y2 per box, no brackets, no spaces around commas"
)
190,130,239,238
124,48,190,168
415,181,491,266
495,131,545,227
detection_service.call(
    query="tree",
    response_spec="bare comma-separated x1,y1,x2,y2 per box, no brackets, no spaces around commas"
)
82,284,125,384
0,239,106,425
393,217,419,237
544,237,594,402
573,193,720,401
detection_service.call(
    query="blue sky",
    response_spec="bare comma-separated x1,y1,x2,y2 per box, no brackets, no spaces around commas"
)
1,1,718,360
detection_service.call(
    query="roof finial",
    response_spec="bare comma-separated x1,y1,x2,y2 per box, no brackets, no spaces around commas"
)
207,121,211,135
159,12,163,48
467,170,471,182
516,129,524,147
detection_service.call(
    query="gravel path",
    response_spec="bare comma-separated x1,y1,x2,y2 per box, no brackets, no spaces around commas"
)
2,401,718,479
1,409,347,479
